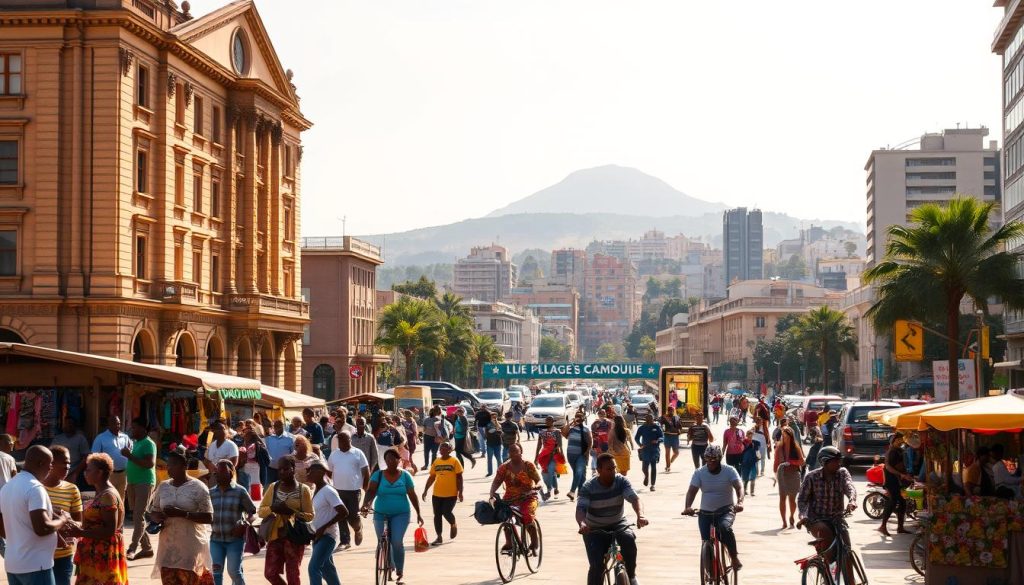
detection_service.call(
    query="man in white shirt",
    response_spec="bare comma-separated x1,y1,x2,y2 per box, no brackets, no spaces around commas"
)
0,445,69,583
327,431,369,547
0,434,17,558
204,422,239,485
90,416,132,500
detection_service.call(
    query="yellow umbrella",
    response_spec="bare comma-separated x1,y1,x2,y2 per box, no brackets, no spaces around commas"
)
915,391,1024,432
868,400,979,430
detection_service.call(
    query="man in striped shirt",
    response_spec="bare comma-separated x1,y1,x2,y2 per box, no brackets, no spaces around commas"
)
576,453,648,585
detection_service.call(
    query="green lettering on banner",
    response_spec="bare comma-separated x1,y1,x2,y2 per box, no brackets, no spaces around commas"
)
482,362,659,380
214,388,263,401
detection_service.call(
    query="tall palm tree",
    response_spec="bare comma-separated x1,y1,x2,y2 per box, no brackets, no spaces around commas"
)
429,314,474,379
376,297,440,382
471,333,506,387
434,291,470,319
863,197,1024,401
789,306,857,392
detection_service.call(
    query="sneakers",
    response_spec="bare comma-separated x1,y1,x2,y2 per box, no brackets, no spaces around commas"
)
126,548,153,561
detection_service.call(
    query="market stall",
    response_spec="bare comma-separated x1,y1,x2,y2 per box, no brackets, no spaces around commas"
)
873,391,1024,585
336,392,395,417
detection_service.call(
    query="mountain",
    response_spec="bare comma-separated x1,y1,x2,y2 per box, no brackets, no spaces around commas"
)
360,211,863,267
487,165,727,218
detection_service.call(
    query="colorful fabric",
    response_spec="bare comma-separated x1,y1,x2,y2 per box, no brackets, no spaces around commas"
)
257,482,315,542
158,567,214,585
923,495,1024,568
45,480,82,559
495,460,541,505
536,429,561,469
73,489,128,585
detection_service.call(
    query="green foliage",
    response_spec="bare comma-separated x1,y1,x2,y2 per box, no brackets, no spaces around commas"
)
471,334,506,386
657,298,689,329
378,264,453,292
392,275,439,299
863,197,1024,400
375,297,441,382
639,336,656,362
788,306,857,392
596,343,625,363
778,254,807,280
540,336,571,362
843,241,857,257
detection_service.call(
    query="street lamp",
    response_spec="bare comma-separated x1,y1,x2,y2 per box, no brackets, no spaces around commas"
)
797,350,807,391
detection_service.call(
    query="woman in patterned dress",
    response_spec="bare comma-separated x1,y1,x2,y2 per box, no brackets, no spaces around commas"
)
148,451,215,584
68,453,129,585
292,435,324,486
488,443,542,555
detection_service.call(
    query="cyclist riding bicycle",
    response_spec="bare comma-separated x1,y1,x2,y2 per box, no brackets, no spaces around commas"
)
489,443,542,555
796,446,858,578
682,444,744,571
576,452,648,585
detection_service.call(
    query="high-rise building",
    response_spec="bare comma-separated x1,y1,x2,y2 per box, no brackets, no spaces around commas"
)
864,128,1000,266
462,299,525,362
453,245,517,302
995,4,1024,386
0,0,310,389
580,254,638,358
550,248,586,291
505,283,580,358
722,208,763,286
301,237,388,400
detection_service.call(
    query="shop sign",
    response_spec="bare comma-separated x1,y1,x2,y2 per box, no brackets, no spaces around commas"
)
214,388,262,401
483,362,659,379
932,359,976,402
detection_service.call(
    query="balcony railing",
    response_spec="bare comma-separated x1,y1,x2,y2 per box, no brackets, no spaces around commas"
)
225,293,309,316
301,236,382,261
153,280,200,304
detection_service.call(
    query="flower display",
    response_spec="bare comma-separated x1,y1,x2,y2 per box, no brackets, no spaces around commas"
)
925,496,1024,568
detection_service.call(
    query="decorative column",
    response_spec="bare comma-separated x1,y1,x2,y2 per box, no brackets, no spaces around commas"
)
269,122,283,296
226,103,241,294
243,109,259,293
260,119,273,294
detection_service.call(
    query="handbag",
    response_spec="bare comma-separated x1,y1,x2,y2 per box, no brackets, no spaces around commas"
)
244,521,264,554
285,517,316,546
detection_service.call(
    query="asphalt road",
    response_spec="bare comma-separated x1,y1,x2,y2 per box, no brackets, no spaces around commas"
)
0,415,924,584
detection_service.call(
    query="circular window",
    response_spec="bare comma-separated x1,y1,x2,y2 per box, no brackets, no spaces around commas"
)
231,29,249,75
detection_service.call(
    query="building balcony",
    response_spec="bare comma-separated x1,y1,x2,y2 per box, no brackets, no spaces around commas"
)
152,280,201,305
353,344,391,363
224,293,309,317
301,236,383,263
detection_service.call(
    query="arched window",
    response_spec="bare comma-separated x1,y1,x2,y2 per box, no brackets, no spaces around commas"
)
0,328,25,343
313,364,335,400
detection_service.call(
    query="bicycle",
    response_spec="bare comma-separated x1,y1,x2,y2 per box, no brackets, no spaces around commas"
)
909,532,926,577
794,513,869,585
493,497,544,583
684,507,738,585
360,509,395,585
591,523,635,585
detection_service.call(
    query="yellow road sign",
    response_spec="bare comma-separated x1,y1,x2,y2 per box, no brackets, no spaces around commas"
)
981,325,990,360
894,320,923,362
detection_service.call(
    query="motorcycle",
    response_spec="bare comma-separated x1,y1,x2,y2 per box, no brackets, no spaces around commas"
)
862,482,923,520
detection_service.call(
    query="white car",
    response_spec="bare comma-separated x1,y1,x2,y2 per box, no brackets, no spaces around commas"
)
630,394,658,417
476,389,511,416
565,391,583,410
508,384,532,406
524,393,571,429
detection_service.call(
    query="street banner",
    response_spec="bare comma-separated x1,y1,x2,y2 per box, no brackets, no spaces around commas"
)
482,362,659,379
932,359,976,402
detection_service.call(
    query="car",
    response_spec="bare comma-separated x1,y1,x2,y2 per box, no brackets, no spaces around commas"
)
409,380,483,410
831,401,902,466
508,384,532,406
893,399,929,407
793,394,845,431
630,394,658,417
524,393,571,430
476,389,511,416
565,391,583,411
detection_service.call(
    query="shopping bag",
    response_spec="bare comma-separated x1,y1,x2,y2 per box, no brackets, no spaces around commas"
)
414,526,430,552
250,483,262,501
244,521,264,554
554,452,568,476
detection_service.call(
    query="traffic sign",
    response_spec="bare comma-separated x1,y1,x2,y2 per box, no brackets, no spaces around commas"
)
894,320,923,362
981,326,990,360
349,365,363,379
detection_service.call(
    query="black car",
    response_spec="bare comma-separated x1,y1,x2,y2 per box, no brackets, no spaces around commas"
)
409,380,483,410
831,401,901,466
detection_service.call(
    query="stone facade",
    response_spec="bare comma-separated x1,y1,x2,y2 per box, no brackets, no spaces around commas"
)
0,1,310,390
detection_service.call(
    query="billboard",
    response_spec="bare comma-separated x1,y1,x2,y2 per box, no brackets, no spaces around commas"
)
931,359,976,402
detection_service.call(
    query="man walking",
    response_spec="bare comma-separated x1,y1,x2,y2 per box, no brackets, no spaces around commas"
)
0,445,69,585
209,460,256,585
91,416,132,501
264,419,295,485
349,417,379,473
303,407,326,448
499,411,521,462
475,406,492,457
122,417,156,560
327,431,369,547
204,422,240,486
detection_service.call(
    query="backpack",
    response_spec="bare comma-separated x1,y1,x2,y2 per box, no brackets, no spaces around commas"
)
473,499,511,525
436,419,452,440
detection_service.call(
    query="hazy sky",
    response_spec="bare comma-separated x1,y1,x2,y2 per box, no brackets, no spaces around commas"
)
189,0,1003,237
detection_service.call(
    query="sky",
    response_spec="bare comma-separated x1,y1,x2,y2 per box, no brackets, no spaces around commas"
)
189,0,1004,237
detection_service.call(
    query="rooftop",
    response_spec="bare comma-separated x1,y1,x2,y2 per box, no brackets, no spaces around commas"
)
301,236,383,263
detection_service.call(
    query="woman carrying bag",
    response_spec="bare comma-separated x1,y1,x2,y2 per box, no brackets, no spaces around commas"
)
259,455,314,585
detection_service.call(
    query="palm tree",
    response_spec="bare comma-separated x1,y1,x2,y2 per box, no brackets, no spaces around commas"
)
471,333,505,387
434,291,470,319
789,306,857,393
863,197,1024,401
429,314,474,379
376,297,440,382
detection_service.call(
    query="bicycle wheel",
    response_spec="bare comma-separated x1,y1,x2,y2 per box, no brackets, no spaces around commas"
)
603,553,614,585
376,536,391,585
717,537,735,585
846,549,869,585
495,523,517,583
699,541,712,585
523,519,543,572
862,493,887,520
909,534,926,577
801,559,831,585
614,564,631,585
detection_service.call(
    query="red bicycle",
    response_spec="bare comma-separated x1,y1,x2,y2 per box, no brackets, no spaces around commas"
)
684,507,738,585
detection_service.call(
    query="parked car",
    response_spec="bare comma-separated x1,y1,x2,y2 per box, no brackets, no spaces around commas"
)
508,384,532,406
524,393,571,430
477,389,511,416
565,391,583,411
630,394,658,417
832,401,902,466
409,380,483,410
793,394,844,432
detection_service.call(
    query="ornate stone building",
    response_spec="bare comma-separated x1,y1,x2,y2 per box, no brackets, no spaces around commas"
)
0,0,310,390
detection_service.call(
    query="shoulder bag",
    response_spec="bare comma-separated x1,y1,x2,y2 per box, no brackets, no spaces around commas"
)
258,483,279,542
285,485,316,546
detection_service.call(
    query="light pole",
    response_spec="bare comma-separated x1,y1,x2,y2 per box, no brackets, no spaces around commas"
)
975,309,985,398
773,360,781,390
798,350,806,391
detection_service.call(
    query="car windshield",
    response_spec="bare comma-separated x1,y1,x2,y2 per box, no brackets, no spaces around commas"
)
631,395,655,403
507,391,522,399
478,391,504,400
531,396,564,408
850,405,896,423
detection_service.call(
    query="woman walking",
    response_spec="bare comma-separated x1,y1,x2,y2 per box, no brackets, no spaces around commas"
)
534,416,563,500
360,448,424,585
686,413,714,469
740,430,760,496
722,416,746,470
452,407,477,469
607,414,634,477
488,444,541,555
259,455,314,585
421,441,463,545
307,460,348,585
292,435,325,487
400,411,419,470
148,451,214,584
68,453,128,585
560,410,591,501
879,433,913,537
659,411,682,472
209,460,256,585
773,427,804,529
240,430,267,498
634,414,664,490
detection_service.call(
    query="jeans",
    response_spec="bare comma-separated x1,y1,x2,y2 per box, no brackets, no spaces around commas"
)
308,534,341,585
582,525,637,585
477,429,488,455
210,538,246,585
501,443,513,462
697,506,738,556
485,443,502,475
423,435,438,467
542,458,558,494
126,482,154,552
236,469,250,492
591,450,598,471
6,570,55,585
53,557,72,585
568,453,587,493
431,496,457,535
691,444,707,468
373,512,410,573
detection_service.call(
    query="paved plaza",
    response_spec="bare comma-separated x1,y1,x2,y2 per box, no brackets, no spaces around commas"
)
0,416,924,584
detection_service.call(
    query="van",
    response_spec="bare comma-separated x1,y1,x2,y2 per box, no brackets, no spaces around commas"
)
393,385,432,421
